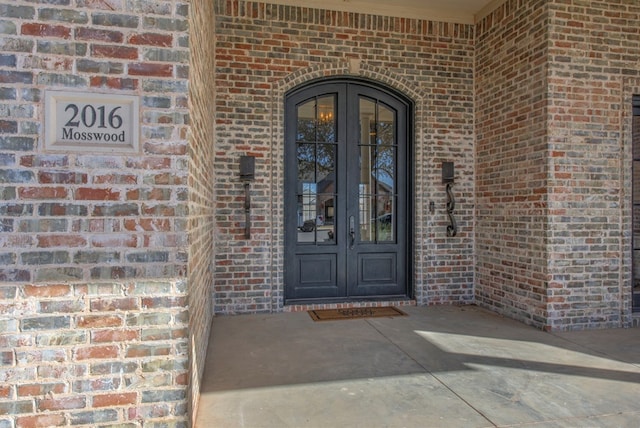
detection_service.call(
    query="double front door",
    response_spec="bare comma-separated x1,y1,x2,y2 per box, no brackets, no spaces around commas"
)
284,80,411,302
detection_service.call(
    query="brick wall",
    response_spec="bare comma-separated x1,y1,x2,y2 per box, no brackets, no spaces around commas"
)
213,1,476,313
476,0,638,331
545,0,638,329
186,0,216,424
475,0,550,328
1,0,191,426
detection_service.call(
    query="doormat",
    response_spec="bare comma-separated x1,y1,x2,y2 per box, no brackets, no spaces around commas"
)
308,306,407,322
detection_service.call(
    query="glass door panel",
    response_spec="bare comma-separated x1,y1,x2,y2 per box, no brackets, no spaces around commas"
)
295,96,336,244
358,97,397,243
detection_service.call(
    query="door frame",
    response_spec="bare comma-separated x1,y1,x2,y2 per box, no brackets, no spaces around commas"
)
283,77,415,304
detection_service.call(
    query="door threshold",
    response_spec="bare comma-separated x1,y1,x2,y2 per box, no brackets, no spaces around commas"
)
284,298,416,313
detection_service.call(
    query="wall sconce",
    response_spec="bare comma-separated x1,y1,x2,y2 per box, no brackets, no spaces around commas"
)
239,155,255,239
442,161,457,237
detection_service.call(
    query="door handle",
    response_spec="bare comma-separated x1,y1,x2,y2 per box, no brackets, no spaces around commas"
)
349,215,355,249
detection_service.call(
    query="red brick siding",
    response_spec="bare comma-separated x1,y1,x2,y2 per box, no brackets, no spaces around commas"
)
187,0,217,424
475,0,550,328
545,0,638,330
0,0,190,425
476,0,638,330
214,1,476,313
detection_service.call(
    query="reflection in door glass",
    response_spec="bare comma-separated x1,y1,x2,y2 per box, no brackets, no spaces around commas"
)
358,97,396,243
296,96,336,244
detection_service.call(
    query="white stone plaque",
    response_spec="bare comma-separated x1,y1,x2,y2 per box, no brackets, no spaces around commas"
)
44,90,139,153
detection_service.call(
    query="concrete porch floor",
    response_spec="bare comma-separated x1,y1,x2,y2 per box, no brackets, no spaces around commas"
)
194,305,640,427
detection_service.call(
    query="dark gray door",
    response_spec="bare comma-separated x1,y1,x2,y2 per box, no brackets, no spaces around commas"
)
284,80,410,302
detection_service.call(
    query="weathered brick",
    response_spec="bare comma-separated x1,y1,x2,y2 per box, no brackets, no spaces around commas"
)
92,13,139,28
92,392,137,407
0,136,35,151
38,8,88,24
126,281,173,295
0,169,34,183
0,21,17,35
0,319,18,334
36,40,86,56
16,413,66,428
89,266,138,280
143,16,187,32
125,312,172,327
128,403,171,420
0,385,10,399
91,44,138,60
21,251,69,265
0,37,33,53
19,155,64,169
144,48,189,63
90,361,138,376
1,204,33,217
22,283,71,298
20,88,40,102
75,345,119,360
68,409,118,425
38,203,88,216
72,377,121,393
17,382,66,397
141,357,187,373
0,188,16,201
128,62,173,77
142,296,186,308
93,173,137,184
0,87,16,99
21,23,71,39
39,299,86,313
75,27,124,43
0,120,17,133
0,4,35,19
125,343,171,358
90,297,138,311
141,389,185,403
76,59,124,74
37,235,86,248
20,316,71,331
0,400,34,416
73,250,120,264
0,269,30,281
36,331,87,346
74,187,120,200
15,349,66,364
0,285,17,299
128,32,172,47
34,267,83,282
18,187,67,199
142,79,187,93
92,204,139,217
0,350,14,366
38,171,86,184
89,76,139,90
126,251,169,263
0,252,16,271
36,72,87,87
37,396,86,412
76,315,123,329
91,329,139,343
90,234,138,248
123,218,170,231
0,219,13,232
